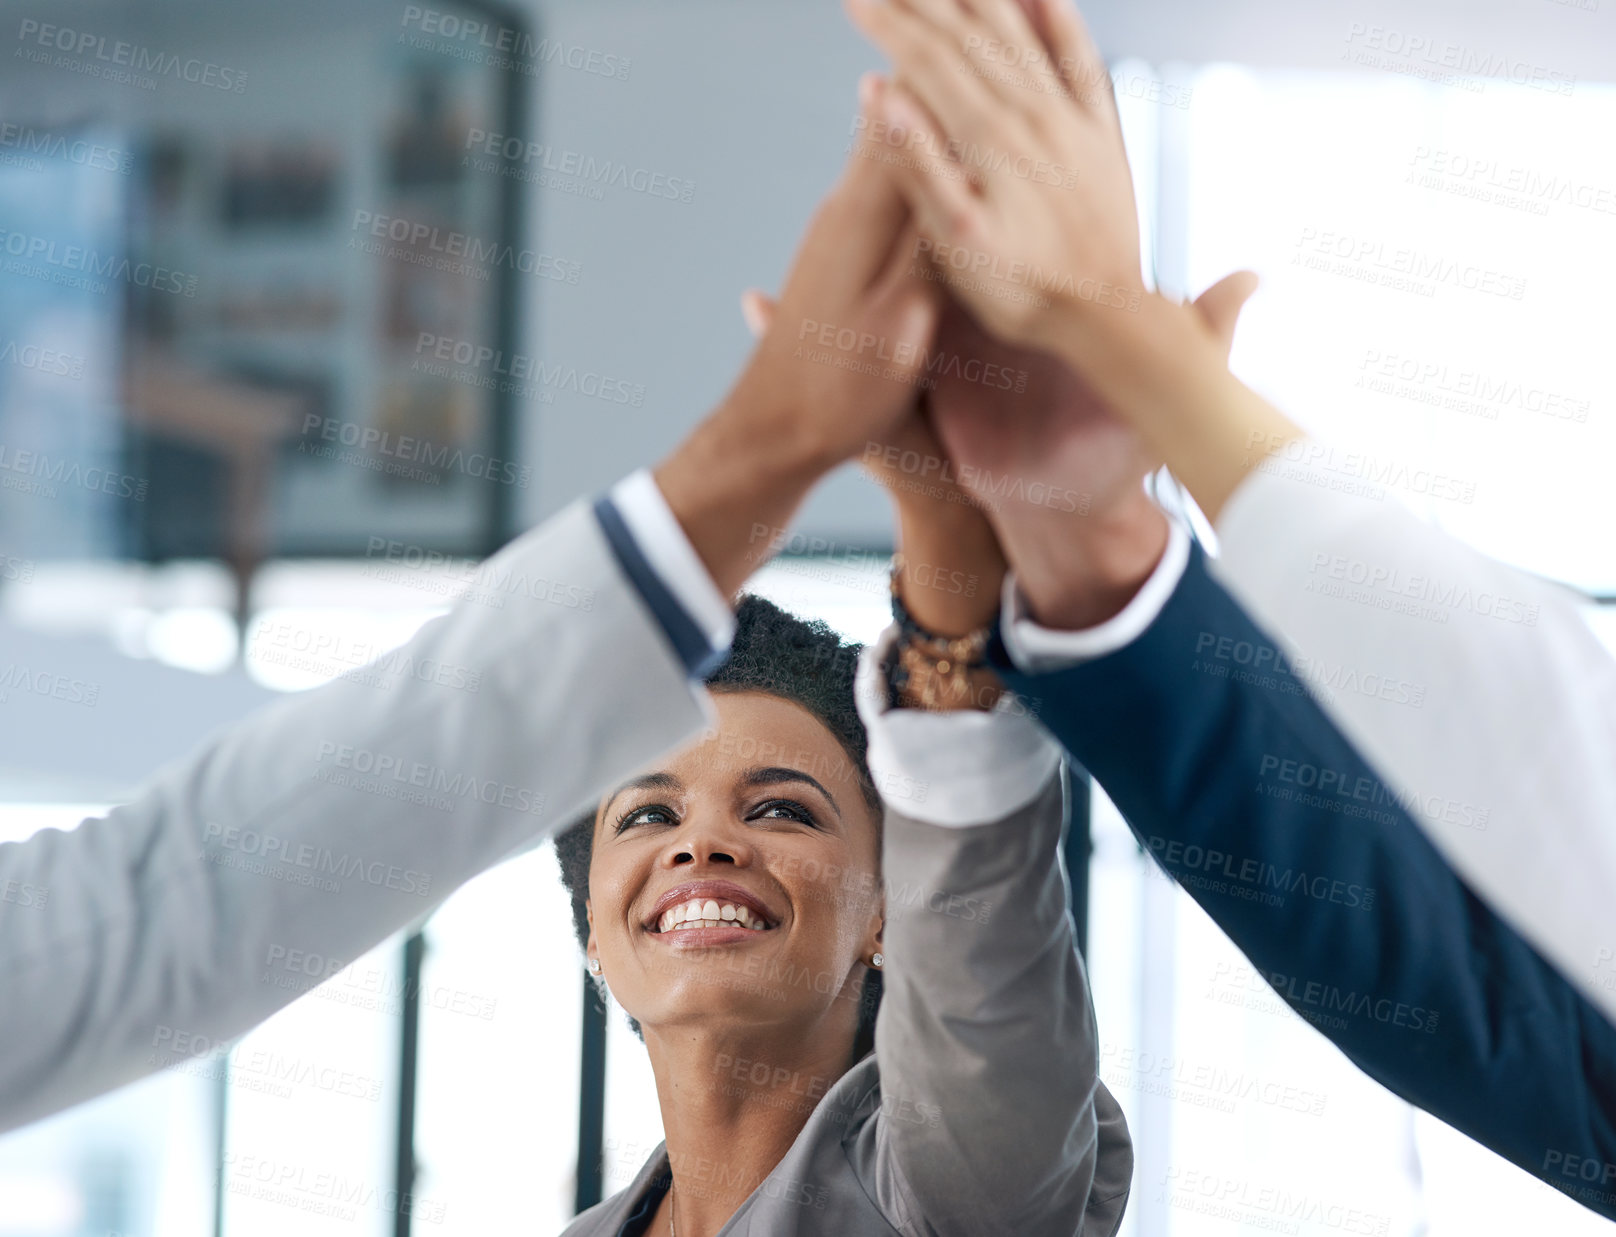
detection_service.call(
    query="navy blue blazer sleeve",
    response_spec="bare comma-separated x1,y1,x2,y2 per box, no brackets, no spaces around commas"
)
992,542,1616,1222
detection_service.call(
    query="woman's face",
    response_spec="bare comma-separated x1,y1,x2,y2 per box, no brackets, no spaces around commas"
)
585,691,883,1051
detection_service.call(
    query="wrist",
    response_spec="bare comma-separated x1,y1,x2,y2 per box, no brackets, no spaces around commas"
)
655,388,828,599
892,501,1005,638
1004,492,1168,632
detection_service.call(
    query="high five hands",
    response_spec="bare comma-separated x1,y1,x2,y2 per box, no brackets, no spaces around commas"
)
845,0,1305,523
657,0,1293,628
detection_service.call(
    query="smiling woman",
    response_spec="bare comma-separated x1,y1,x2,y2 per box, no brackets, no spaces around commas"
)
553,595,1132,1237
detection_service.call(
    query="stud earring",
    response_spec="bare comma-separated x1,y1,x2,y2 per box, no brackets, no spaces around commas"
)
587,958,602,976
871,952,884,969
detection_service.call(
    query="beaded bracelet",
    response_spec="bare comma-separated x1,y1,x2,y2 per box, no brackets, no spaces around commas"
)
887,556,1000,710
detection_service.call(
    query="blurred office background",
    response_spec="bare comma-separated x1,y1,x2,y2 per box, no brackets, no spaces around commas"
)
1,0,1614,1234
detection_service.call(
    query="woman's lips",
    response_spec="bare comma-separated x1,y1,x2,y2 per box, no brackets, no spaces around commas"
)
645,881,778,933
650,922,771,949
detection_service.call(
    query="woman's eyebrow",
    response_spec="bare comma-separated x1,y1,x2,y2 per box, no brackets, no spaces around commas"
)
602,771,682,818
742,766,843,819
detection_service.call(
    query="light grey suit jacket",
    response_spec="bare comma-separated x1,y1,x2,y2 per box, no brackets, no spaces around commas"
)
0,499,711,1131
562,773,1133,1237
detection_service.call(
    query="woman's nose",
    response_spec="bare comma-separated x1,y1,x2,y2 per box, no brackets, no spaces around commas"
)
660,814,754,869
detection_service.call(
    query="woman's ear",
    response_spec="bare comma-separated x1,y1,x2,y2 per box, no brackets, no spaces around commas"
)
585,904,600,971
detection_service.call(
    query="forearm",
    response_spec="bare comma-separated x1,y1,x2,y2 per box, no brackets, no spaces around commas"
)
993,547,1616,1222
0,501,710,1132
892,494,1005,636
654,379,832,600
1213,460,1616,1028
877,773,1112,1235
997,489,1168,633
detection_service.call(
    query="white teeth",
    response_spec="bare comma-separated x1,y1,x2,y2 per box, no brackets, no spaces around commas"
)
654,898,769,932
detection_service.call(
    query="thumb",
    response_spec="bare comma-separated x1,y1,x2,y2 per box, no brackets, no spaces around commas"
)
740,288,777,339
1192,270,1258,358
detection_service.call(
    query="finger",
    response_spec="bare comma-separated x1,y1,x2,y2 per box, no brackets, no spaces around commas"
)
878,83,989,246
951,0,1067,98
1024,0,1114,112
740,288,777,339
899,0,1061,111
1191,270,1259,358
873,219,939,306
835,75,922,278
868,223,946,382
848,0,1030,155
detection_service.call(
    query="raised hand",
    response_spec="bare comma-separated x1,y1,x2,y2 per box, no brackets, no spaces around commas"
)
738,288,1007,641
929,273,1257,630
845,0,1144,353
847,0,1304,519
657,74,948,597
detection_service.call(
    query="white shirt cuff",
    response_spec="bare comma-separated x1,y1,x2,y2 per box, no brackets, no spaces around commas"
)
608,469,736,656
853,626,1062,828
1000,518,1191,674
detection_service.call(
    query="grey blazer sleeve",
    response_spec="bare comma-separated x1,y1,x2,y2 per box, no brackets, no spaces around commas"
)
0,498,711,1133
865,771,1132,1237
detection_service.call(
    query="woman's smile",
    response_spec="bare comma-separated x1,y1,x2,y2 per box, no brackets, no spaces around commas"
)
645,878,781,948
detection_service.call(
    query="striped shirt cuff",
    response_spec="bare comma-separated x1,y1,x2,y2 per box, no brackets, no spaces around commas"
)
593,470,735,678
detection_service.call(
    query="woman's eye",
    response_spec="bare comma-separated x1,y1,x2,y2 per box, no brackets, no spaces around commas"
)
615,804,677,832
751,799,817,827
